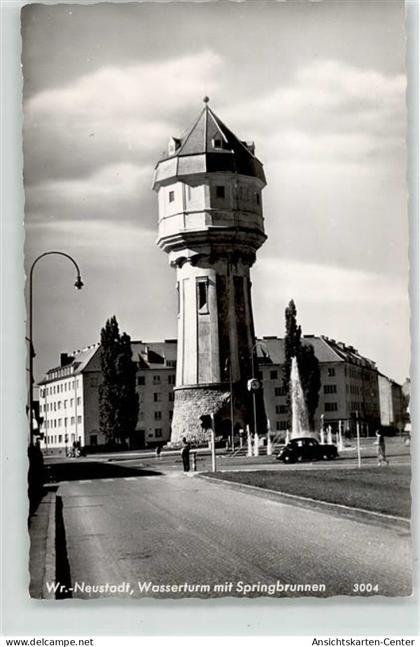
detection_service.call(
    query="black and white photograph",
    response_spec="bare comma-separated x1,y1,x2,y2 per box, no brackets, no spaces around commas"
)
21,0,412,604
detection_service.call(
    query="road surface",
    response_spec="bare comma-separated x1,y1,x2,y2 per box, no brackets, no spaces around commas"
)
57,469,411,599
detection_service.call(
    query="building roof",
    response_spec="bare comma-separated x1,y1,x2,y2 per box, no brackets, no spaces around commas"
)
256,336,377,369
38,335,381,385
38,340,177,384
153,99,266,185
39,344,100,384
131,340,177,368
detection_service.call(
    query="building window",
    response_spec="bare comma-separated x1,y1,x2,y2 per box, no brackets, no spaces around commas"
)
275,387,287,397
325,402,338,412
276,420,288,431
168,375,176,385
70,398,74,407
90,376,98,387
155,429,163,438
77,415,82,424
153,393,162,402
328,367,336,377
197,278,209,314
169,190,175,203
275,405,287,414
64,418,68,427
324,384,337,394
270,370,278,380
71,416,75,425
137,376,145,386
166,360,176,368
154,411,162,421
215,185,225,199
77,397,81,405
256,193,260,205
90,434,98,446
169,392,174,402
152,375,161,385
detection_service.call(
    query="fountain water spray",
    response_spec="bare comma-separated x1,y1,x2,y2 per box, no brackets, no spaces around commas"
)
266,419,272,456
290,356,310,438
246,425,252,457
253,431,259,456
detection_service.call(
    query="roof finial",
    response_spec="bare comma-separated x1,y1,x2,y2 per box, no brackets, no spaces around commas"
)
203,96,209,104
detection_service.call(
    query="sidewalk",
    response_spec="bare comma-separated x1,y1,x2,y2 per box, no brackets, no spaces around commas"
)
28,487,57,599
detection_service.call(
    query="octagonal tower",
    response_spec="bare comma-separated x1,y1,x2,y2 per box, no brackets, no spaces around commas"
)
152,99,267,444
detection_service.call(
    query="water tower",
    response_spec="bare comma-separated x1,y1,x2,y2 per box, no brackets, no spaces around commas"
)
152,98,267,443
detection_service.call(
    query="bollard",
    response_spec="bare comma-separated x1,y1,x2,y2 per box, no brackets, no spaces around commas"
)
191,451,197,472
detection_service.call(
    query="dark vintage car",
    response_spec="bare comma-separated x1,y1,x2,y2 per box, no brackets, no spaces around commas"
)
276,437,338,463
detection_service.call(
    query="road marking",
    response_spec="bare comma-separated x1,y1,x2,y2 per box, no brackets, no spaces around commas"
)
124,477,137,481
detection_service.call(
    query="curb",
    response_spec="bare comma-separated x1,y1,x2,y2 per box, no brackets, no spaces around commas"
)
42,491,57,599
198,473,410,530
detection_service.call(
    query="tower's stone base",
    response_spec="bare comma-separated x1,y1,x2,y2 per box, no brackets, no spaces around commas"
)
170,384,248,445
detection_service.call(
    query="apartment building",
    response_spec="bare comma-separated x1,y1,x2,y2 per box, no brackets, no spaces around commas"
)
38,340,177,453
38,335,405,452
257,335,399,437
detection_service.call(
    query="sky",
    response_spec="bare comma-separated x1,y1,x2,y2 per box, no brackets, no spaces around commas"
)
22,0,409,383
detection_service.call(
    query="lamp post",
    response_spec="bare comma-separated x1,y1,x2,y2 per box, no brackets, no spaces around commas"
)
28,251,84,446
249,340,268,436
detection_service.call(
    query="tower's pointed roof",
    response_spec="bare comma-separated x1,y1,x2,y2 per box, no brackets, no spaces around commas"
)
153,98,266,185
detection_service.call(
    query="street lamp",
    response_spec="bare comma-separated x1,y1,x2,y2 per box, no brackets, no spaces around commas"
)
28,251,84,445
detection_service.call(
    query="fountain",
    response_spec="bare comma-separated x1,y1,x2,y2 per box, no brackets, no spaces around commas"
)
246,424,252,457
327,425,333,445
266,419,272,456
290,356,311,438
337,420,345,451
253,431,260,456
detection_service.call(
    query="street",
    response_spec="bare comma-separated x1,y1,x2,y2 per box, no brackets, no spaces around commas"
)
57,465,411,599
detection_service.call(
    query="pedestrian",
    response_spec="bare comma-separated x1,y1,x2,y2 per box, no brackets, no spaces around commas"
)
180,437,191,472
376,430,389,466
155,445,162,459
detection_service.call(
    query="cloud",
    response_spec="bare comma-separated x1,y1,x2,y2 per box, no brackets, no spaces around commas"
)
252,258,409,381
23,50,224,184
222,59,406,164
25,162,155,226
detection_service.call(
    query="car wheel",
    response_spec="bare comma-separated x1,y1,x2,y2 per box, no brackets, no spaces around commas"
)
283,455,291,463
296,455,303,463
322,453,329,461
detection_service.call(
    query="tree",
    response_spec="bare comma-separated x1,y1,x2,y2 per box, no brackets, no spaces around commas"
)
99,316,139,446
283,300,321,430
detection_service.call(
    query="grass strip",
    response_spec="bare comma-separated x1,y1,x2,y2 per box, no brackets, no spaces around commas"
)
205,465,411,518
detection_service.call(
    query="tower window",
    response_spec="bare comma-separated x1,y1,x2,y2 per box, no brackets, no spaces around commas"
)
197,278,209,314
215,186,225,199
256,193,260,205
169,190,175,203
213,138,223,149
